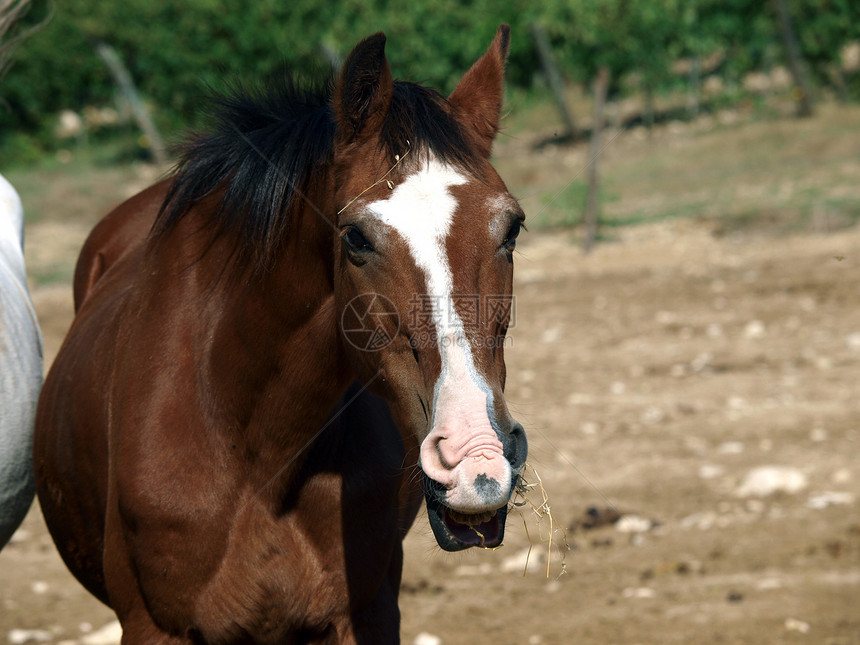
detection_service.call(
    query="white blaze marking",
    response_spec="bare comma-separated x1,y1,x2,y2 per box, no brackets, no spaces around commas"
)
367,158,467,341
367,157,492,410
368,158,512,507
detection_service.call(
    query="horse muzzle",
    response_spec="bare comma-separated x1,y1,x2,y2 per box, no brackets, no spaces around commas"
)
420,421,527,551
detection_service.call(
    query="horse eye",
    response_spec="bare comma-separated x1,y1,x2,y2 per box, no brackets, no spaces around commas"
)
342,226,373,253
504,219,524,251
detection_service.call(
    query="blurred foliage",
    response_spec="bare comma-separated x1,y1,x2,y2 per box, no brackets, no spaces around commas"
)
0,0,859,162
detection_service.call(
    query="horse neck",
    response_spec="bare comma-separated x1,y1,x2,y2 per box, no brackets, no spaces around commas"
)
145,193,353,495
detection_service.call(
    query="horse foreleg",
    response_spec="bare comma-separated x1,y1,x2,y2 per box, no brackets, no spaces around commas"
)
339,542,403,644
102,504,193,645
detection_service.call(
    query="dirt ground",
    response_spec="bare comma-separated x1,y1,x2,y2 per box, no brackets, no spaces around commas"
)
2,134,860,644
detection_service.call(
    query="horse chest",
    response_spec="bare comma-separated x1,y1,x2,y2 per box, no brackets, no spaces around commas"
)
192,518,351,641
178,473,400,643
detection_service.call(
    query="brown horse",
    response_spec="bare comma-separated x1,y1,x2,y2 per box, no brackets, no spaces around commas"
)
35,26,527,643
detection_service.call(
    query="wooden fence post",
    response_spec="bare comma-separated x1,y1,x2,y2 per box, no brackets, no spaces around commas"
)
95,41,168,165
530,22,577,139
687,55,701,119
771,0,814,117
583,66,610,254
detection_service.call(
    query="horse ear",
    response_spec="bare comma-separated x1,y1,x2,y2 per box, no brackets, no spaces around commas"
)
334,32,394,143
448,24,510,158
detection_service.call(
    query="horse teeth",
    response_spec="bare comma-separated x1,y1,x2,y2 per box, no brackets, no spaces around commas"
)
448,509,496,526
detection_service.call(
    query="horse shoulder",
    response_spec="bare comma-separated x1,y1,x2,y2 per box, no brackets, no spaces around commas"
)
73,180,169,311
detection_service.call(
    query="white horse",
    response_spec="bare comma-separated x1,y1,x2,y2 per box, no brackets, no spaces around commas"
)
0,171,42,548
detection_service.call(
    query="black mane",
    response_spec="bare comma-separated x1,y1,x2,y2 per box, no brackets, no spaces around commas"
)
156,72,478,272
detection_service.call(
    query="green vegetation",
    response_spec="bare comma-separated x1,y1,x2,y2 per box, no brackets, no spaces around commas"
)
1,0,860,166
3,0,860,251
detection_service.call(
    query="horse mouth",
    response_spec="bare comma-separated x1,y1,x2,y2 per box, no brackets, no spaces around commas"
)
423,477,511,551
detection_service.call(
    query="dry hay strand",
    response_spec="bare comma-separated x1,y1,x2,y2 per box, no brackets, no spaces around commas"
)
508,463,571,579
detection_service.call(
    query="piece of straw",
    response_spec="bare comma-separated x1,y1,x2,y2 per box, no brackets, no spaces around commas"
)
337,140,412,215
509,463,570,579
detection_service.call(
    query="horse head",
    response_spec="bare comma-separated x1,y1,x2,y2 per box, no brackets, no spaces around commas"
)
331,26,528,551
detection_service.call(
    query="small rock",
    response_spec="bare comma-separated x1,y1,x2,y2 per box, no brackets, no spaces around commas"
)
727,591,744,603
718,441,745,455
809,428,828,442
815,356,832,370
698,464,725,480
622,587,656,599
806,491,855,509
743,320,767,339
615,515,655,534
831,469,851,484
8,528,30,544
691,352,713,372
757,577,783,590
744,499,765,514
454,563,492,577
580,421,599,435
846,332,860,351
80,621,122,645
799,297,816,311
655,310,677,324
726,396,747,410
736,466,808,497
541,328,561,344
567,392,595,406
784,618,810,634
609,381,626,395
30,582,49,595
501,547,545,574
7,630,52,645
706,323,723,338
640,406,665,425
414,633,442,645
679,511,718,531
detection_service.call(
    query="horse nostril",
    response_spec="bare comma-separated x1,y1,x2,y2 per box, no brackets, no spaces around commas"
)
504,420,528,472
